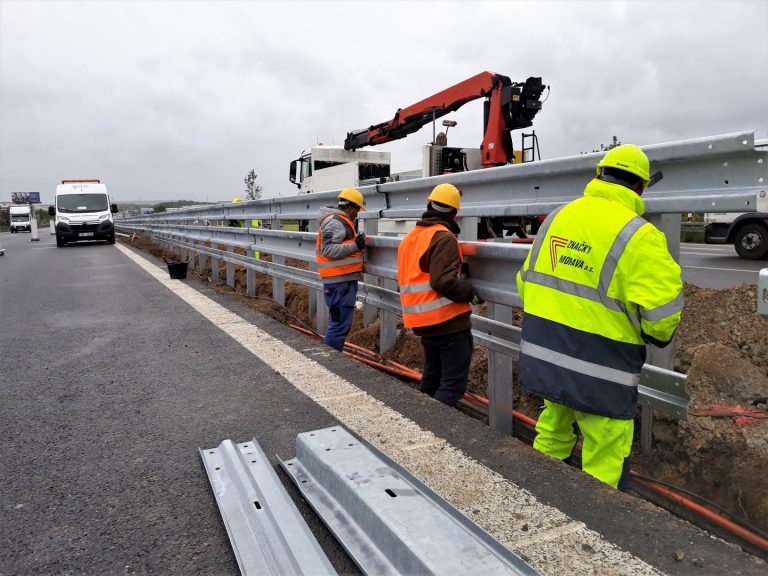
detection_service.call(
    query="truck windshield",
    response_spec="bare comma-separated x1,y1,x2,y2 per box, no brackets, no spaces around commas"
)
57,194,108,213
11,215,29,221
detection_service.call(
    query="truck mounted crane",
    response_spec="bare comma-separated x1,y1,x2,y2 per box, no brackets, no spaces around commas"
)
344,72,546,168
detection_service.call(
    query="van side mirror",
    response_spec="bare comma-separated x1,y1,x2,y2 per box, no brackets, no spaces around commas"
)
110,204,118,214
289,159,299,187
48,206,55,217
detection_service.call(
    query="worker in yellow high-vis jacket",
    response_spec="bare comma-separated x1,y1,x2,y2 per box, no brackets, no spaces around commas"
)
231,197,260,260
516,144,683,489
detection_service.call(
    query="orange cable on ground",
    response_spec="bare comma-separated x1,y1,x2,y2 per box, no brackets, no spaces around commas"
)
632,477,768,553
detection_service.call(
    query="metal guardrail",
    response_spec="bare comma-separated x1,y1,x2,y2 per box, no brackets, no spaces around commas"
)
200,438,337,575
118,131,768,450
279,426,538,575
120,131,767,225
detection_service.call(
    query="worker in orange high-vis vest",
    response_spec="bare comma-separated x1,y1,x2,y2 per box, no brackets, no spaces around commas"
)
397,183,481,406
316,188,366,351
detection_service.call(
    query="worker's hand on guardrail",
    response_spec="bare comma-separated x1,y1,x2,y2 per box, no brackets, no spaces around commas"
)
471,294,485,306
355,233,366,250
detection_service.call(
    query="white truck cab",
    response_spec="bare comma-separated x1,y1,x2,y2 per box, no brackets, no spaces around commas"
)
48,179,118,247
9,205,32,233
289,145,391,194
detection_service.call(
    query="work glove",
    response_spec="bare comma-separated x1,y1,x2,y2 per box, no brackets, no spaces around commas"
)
355,232,366,250
471,294,485,306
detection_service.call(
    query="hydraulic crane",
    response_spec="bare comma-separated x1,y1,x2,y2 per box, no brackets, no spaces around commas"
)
344,72,546,168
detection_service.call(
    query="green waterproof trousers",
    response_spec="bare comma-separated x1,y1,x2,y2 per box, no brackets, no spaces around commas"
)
533,400,634,488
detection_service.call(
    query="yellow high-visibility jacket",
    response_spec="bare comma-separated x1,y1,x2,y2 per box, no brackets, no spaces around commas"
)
516,178,683,419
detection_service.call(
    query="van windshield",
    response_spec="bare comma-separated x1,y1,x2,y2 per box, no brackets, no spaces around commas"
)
57,194,108,213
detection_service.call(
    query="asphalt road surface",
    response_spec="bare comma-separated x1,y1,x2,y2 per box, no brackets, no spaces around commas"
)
1,231,764,575
679,242,766,289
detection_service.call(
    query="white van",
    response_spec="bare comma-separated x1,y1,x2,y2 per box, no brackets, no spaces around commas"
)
48,179,118,247
9,205,32,233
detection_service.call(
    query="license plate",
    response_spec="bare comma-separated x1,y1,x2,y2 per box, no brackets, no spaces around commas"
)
79,232,94,237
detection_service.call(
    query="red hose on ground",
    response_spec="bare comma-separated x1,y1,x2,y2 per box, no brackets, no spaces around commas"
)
287,324,767,553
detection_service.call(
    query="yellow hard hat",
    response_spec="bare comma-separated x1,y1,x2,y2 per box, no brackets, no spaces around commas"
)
232,197,243,203
338,188,366,211
427,183,461,210
596,144,650,185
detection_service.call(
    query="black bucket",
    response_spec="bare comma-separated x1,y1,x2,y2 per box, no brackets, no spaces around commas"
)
167,261,188,279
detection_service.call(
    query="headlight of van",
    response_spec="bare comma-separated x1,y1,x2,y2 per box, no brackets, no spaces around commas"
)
59,216,70,223
98,214,109,221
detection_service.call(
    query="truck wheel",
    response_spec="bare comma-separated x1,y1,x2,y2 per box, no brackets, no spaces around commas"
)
734,223,768,259
107,233,115,245
56,235,66,248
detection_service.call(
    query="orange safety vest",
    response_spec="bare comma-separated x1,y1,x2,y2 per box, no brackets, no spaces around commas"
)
397,224,471,328
315,213,364,280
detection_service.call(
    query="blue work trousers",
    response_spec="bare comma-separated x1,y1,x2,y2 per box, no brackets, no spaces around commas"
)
323,280,358,351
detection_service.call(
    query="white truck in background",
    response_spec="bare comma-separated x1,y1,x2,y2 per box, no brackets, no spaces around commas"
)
704,139,768,259
289,145,393,194
48,179,118,247
9,205,32,233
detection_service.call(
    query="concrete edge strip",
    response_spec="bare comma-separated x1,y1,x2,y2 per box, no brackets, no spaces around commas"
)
199,438,337,576
278,426,538,576
116,243,665,576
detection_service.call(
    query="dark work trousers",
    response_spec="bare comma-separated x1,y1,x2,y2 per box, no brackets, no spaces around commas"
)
419,330,474,406
323,280,358,351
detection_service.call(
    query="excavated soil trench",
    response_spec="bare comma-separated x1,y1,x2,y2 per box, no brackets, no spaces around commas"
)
132,237,768,534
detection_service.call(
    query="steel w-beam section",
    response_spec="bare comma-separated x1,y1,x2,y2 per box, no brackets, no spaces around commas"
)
200,439,337,576
279,426,538,576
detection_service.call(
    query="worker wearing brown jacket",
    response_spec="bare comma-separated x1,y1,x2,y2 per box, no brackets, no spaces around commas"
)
397,183,480,406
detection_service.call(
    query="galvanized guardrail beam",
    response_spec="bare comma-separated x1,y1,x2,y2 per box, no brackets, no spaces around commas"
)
200,438,337,576
279,426,538,576
122,131,767,224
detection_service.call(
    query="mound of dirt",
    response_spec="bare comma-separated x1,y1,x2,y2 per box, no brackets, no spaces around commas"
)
124,235,768,533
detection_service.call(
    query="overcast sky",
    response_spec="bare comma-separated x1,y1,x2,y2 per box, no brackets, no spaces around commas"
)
1,0,766,205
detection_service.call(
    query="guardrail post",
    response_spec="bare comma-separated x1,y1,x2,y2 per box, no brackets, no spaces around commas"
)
270,220,285,305
210,245,220,284
362,220,379,326
380,278,398,354
458,217,479,242
198,242,207,275
307,220,323,320
226,246,235,287
308,219,327,335
246,244,257,298
641,213,682,453
487,303,514,435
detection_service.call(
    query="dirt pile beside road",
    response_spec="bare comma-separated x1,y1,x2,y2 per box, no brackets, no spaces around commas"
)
125,235,768,533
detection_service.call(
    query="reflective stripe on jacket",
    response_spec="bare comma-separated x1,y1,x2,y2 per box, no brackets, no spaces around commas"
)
516,178,683,419
398,224,472,328
315,213,363,283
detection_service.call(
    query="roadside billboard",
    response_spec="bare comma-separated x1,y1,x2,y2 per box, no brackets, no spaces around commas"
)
11,192,41,204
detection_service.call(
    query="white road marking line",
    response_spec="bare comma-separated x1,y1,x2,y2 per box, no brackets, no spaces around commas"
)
116,243,663,576
682,265,759,273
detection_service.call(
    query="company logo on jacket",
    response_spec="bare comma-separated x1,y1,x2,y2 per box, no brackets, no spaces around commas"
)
549,236,594,272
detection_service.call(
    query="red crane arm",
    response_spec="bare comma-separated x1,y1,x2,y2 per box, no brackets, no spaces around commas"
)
344,72,545,167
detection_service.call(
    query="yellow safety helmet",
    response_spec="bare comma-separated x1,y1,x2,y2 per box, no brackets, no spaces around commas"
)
427,183,461,210
232,197,243,203
596,144,651,185
338,188,366,211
